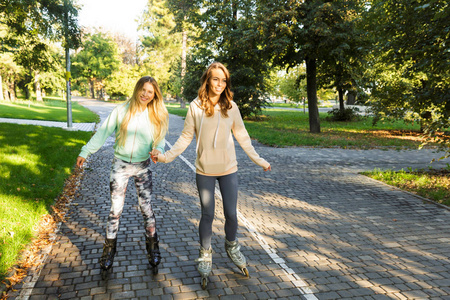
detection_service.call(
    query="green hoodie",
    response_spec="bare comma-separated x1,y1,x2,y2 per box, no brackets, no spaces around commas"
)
79,102,165,162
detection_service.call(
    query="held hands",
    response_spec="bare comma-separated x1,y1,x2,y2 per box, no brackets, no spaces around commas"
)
150,149,161,163
76,156,86,168
263,165,271,172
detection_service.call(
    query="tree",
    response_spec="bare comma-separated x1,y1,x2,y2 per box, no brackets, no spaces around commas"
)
278,66,307,105
14,38,58,101
181,0,272,118
259,0,367,132
71,32,121,99
315,1,368,111
166,0,198,107
138,0,182,93
366,0,450,158
1,0,81,100
0,52,22,101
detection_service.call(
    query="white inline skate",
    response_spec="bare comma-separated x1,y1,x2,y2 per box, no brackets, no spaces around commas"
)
195,246,213,289
225,239,249,277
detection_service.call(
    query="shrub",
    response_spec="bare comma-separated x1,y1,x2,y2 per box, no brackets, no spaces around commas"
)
326,107,361,122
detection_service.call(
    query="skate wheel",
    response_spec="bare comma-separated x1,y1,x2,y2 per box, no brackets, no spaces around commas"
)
101,269,109,280
242,267,249,277
201,277,208,290
152,266,158,275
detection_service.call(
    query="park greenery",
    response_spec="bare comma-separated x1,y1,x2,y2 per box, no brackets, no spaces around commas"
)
0,0,449,286
1,0,448,157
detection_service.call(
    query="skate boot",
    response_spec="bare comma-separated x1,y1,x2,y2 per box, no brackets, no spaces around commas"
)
145,233,161,275
99,238,117,279
225,239,249,277
195,246,213,290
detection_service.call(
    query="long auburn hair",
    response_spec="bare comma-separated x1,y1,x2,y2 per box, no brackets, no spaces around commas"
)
198,62,233,117
117,76,168,148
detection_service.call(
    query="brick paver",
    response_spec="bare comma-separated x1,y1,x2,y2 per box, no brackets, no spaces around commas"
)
5,99,450,299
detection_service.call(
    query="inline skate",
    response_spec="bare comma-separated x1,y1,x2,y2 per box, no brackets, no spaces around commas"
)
195,246,213,289
99,238,117,279
145,233,161,275
225,239,249,277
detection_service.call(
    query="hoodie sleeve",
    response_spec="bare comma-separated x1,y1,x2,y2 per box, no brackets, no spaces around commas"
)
231,103,270,169
158,104,196,163
78,106,120,159
154,137,166,154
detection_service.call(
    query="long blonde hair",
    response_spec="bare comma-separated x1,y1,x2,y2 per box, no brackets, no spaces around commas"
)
198,62,233,117
117,76,168,148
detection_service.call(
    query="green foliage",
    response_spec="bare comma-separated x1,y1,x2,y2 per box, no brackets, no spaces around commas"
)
180,0,272,117
138,0,182,91
326,107,361,122
71,32,121,99
0,0,81,47
104,65,139,99
277,66,307,103
0,123,92,280
366,0,450,159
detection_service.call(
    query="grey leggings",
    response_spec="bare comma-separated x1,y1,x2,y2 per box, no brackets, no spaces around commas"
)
196,172,238,249
107,157,156,239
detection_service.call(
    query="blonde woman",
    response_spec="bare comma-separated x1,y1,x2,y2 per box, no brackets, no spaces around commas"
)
152,62,271,289
77,76,168,278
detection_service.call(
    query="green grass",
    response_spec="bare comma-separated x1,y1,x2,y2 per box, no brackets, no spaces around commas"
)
166,106,424,148
362,168,450,206
266,101,334,108
0,123,92,280
0,99,99,123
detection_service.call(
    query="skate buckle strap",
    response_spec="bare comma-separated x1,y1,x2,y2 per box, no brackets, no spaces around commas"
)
229,244,241,254
195,255,212,263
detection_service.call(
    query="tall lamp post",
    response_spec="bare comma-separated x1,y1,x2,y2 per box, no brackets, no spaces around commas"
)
64,0,73,129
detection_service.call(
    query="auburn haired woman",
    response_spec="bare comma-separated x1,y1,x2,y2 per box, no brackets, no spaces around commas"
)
77,76,168,278
152,62,271,289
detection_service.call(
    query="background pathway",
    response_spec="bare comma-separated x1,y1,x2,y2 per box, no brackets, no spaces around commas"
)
6,99,450,299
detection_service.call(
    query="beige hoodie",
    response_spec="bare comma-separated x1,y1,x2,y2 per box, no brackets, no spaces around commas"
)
158,98,270,176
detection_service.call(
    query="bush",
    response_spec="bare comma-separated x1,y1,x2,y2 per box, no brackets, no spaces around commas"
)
326,107,361,122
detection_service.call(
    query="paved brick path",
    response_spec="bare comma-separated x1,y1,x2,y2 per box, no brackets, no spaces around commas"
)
7,99,450,299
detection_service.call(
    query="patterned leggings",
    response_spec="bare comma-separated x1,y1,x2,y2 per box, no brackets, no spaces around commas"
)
106,157,156,239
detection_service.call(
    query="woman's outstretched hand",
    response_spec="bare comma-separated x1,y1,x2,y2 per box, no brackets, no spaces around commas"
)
76,156,86,168
264,165,271,172
150,149,161,163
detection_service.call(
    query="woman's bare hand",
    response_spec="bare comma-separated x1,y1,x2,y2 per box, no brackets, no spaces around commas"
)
76,156,86,168
150,149,161,163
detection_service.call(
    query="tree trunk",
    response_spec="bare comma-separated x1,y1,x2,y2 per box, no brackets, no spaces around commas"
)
306,58,321,133
24,86,30,100
89,80,95,99
35,70,43,101
180,21,187,109
8,80,16,101
347,91,356,105
338,88,345,111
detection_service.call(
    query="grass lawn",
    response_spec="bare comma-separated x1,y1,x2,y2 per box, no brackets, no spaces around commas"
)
0,123,92,281
167,106,425,148
0,99,99,123
362,168,450,206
